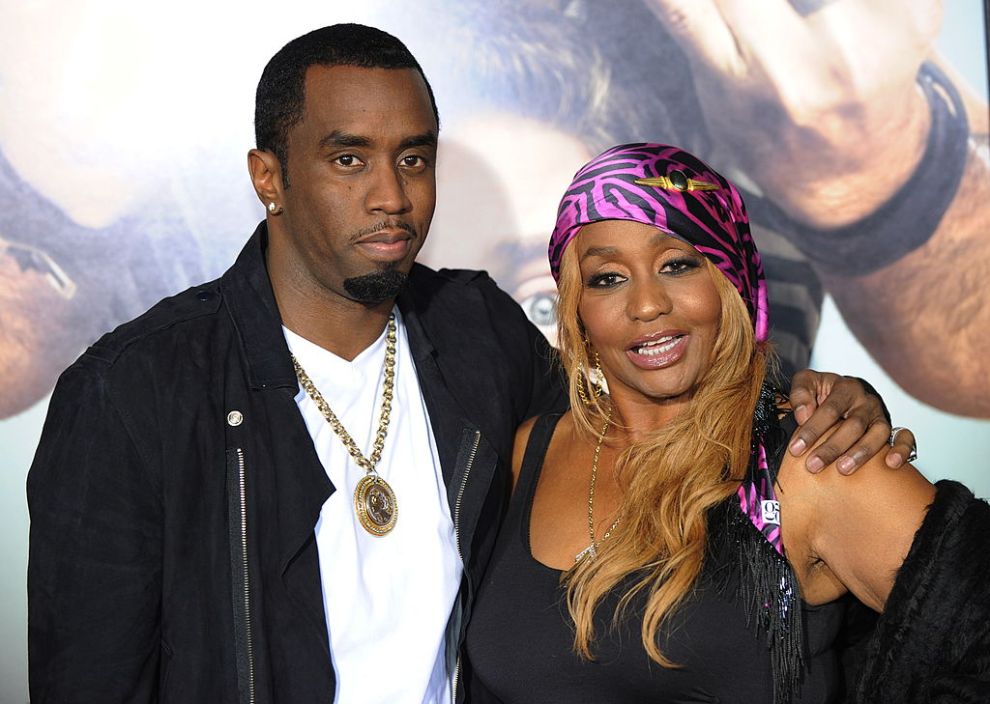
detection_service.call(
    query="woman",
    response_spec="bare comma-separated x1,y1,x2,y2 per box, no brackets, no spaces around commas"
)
464,144,989,703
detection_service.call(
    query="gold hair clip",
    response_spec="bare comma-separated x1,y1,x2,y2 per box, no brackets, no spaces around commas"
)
634,169,719,192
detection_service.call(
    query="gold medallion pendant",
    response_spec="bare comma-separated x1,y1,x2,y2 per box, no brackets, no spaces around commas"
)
354,474,398,536
292,314,400,537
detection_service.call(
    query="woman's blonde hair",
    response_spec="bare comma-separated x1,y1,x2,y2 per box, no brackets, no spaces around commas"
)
555,243,772,666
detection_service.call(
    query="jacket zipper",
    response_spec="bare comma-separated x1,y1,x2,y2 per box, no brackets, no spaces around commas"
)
451,656,462,703
451,429,480,701
453,429,481,560
236,448,256,704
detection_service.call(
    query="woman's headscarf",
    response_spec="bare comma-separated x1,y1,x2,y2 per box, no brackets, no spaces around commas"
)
549,142,769,342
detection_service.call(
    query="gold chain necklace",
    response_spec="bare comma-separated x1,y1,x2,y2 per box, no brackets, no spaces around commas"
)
292,313,398,536
575,415,620,563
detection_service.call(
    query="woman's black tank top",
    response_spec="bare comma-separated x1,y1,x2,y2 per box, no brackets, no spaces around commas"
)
465,413,844,703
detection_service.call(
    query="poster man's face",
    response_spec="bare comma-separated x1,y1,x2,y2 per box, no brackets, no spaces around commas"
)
425,113,593,341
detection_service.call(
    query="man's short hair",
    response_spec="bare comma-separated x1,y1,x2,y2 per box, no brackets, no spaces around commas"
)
254,23,440,184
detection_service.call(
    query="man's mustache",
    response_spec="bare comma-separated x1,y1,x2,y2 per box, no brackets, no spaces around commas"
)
352,220,417,240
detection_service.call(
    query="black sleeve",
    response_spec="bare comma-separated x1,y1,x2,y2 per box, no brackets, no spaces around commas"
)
521,320,567,422
27,360,163,703
476,273,568,424
851,480,990,703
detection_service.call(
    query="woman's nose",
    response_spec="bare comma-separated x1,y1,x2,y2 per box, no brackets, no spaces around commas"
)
627,280,672,322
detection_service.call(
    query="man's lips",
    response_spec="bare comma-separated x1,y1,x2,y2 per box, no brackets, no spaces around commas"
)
355,229,415,260
625,331,689,369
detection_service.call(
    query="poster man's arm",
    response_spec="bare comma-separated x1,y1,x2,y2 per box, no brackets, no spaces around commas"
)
825,107,990,417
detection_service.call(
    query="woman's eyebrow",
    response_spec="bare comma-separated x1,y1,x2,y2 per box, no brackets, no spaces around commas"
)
581,246,620,261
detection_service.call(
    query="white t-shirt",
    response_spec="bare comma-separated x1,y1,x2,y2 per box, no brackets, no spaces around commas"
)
284,308,462,704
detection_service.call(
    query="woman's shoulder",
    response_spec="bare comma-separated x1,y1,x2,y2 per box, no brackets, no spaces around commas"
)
776,428,935,611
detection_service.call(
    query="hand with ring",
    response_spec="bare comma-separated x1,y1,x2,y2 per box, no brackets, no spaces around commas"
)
786,371,919,473
888,426,919,467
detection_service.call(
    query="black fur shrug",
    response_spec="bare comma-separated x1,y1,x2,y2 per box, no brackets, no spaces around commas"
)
853,480,990,702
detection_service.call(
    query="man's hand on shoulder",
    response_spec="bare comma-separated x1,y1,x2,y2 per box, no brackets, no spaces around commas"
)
786,370,917,474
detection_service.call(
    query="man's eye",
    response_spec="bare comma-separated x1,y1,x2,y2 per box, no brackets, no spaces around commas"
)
334,155,359,167
401,155,427,168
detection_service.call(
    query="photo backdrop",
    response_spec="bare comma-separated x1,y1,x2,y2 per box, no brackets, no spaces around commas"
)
1,1,988,699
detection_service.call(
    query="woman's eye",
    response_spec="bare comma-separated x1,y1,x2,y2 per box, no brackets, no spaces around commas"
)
661,256,701,274
587,272,624,288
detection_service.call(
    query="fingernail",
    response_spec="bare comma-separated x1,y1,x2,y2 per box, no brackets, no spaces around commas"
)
807,456,824,473
837,456,854,474
794,405,809,423
886,454,903,468
790,438,807,455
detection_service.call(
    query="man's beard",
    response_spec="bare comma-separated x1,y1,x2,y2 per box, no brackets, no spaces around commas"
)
343,268,408,305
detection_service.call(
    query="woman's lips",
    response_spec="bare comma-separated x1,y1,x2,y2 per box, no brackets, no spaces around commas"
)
626,333,689,369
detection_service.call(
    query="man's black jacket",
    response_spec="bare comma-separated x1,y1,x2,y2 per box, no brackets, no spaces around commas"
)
27,222,566,703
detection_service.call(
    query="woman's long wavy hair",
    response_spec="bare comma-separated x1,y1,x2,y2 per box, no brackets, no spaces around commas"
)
555,243,773,666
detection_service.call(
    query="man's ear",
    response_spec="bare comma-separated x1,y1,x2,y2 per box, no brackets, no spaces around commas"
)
247,148,284,209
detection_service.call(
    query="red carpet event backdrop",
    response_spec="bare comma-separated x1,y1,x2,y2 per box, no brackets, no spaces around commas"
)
1,1,988,698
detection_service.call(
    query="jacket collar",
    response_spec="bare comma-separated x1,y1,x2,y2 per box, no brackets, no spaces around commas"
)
220,221,299,391
222,223,498,584
219,220,488,485
222,221,448,389
397,272,436,362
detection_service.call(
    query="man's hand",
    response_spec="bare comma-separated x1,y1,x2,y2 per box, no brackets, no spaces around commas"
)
787,370,917,473
645,0,939,227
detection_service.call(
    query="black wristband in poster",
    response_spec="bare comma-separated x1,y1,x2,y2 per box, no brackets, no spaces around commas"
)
747,61,970,278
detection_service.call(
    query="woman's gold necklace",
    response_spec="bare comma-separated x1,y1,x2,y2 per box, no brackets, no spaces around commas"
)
575,415,621,563
292,314,398,536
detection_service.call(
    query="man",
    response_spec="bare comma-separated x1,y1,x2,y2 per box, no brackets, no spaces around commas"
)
27,24,908,703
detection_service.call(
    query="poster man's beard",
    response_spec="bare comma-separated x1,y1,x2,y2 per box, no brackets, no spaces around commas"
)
343,268,408,305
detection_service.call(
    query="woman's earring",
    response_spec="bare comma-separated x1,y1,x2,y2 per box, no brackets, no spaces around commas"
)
577,337,605,405
268,202,283,215
577,366,592,406
588,351,605,398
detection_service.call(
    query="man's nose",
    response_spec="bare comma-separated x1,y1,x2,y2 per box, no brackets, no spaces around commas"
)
366,165,412,214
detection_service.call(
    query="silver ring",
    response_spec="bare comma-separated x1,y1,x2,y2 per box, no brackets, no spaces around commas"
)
890,426,918,463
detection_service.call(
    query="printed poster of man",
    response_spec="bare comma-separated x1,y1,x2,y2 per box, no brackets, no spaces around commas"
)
1,1,987,698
